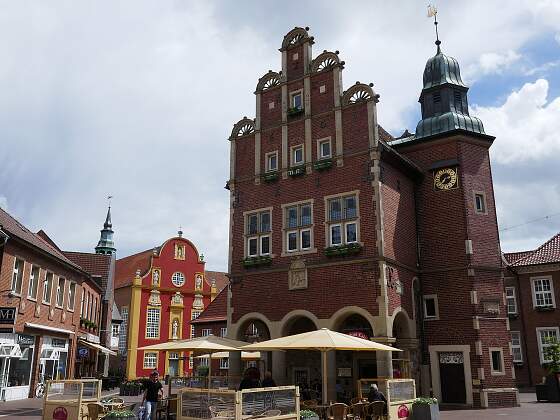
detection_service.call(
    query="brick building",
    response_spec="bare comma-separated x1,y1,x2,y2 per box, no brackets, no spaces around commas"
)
225,27,516,408
503,233,560,388
113,232,226,379
0,208,105,400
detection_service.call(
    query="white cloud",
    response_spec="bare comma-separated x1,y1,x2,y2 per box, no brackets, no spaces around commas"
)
472,79,560,164
464,50,521,82
556,33,560,45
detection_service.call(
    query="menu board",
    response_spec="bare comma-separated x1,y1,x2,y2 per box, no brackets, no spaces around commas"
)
387,380,415,402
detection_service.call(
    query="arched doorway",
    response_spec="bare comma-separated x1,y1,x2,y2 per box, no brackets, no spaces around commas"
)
392,311,417,382
282,316,319,394
236,319,272,380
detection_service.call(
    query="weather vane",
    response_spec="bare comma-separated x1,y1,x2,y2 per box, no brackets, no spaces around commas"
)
427,4,441,52
107,195,113,207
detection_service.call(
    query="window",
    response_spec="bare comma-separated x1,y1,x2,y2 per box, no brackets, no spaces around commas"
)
143,352,157,369
67,283,76,311
245,209,271,257
537,327,559,364
172,272,185,287
146,308,160,338
27,265,40,300
220,327,227,338
80,289,85,317
474,192,486,214
505,287,517,314
291,145,304,166
532,277,555,308
290,91,303,110
327,194,358,246
55,277,66,308
199,356,209,367
93,298,97,323
11,258,24,294
112,323,120,338
220,358,229,370
284,203,313,253
119,307,128,354
191,310,201,338
423,295,439,320
318,138,331,159
85,292,90,319
490,348,505,375
201,329,212,337
511,331,523,363
266,152,278,172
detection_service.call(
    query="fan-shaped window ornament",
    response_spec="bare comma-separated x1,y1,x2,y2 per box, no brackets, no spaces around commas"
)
288,32,305,46
256,71,281,91
231,117,255,138
342,83,378,106
311,51,341,73
281,27,310,49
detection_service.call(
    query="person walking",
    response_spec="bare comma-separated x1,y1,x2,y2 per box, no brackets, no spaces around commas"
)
142,370,164,420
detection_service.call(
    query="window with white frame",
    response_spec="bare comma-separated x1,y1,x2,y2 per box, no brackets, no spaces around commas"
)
55,277,66,308
201,329,212,337
505,287,517,314
511,331,523,363
532,277,555,308
27,265,40,300
146,308,160,338
490,348,505,375
172,272,185,287
291,145,304,166
80,289,85,317
112,323,120,338
537,327,559,364
119,307,128,354
67,282,76,311
189,356,194,369
220,327,227,338
220,358,229,369
474,192,487,214
284,202,313,253
199,356,209,367
43,272,53,304
326,194,358,246
317,138,331,160
266,151,278,172
245,210,271,257
143,352,157,369
11,258,24,294
423,295,439,320
290,91,303,110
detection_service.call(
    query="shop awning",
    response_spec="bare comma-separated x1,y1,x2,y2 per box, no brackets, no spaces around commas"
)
25,322,75,335
78,339,117,356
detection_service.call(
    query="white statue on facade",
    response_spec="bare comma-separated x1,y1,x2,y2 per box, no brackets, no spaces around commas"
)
172,319,179,339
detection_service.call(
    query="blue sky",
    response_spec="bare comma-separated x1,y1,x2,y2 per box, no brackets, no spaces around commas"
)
0,0,559,271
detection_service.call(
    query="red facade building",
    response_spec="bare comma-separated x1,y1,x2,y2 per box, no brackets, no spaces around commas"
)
113,232,226,379
225,27,516,408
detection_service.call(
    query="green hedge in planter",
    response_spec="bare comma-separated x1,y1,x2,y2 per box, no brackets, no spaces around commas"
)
119,380,145,396
242,256,272,268
324,243,362,257
412,398,439,420
263,172,279,182
287,107,304,117
313,159,332,171
105,410,135,419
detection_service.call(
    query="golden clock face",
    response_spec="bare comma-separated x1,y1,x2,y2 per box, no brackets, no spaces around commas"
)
434,167,458,190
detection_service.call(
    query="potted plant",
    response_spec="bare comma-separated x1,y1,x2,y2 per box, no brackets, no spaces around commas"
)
105,409,135,420
412,397,439,420
300,409,319,420
542,337,560,402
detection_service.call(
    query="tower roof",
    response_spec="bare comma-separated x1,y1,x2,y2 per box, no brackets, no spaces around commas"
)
422,50,466,90
104,206,112,229
95,205,116,255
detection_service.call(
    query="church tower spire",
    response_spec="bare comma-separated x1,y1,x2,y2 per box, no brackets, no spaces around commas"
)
95,205,116,255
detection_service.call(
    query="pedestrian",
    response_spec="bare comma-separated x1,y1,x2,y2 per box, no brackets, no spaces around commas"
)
367,384,387,415
142,370,164,420
261,371,276,387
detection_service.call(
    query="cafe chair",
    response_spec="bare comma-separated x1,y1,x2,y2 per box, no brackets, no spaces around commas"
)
328,403,349,420
366,401,385,420
87,403,106,420
351,402,366,419
302,399,318,407
350,397,362,405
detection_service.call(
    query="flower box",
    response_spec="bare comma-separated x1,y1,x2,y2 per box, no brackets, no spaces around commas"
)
508,313,519,319
242,256,272,268
288,166,306,177
314,159,333,171
536,306,555,312
412,400,440,420
287,107,304,117
324,243,362,257
263,172,279,182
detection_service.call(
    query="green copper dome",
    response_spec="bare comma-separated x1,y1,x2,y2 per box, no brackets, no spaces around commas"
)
415,111,485,139
423,51,466,90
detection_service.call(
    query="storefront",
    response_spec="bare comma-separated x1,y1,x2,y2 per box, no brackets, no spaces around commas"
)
76,334,116,378
39,336,69,382
0,333,35,401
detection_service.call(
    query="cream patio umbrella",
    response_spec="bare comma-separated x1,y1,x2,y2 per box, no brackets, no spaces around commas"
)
138,335,249,383
242,328,400,404
195,351,262,360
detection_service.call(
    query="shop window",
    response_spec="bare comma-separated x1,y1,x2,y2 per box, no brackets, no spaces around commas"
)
423,295,439,320
326,193,359,246
67,282,76,311
27,265,40,300
245,209,272,257
143,352,157,369
199,357,209,367
511,331,523,363
220,327,227,337
490,348,505,375
146,308,160,339
284,202,313,253
266,151,278,172
11,258,24,295
172,272,185,287
220,358,229,369
537,327,559,364
7,343,34,386
317,138,332,160
532,277,555,309
291,145,304,166
505,287,517,314
55,277,66,308
202,329,212,337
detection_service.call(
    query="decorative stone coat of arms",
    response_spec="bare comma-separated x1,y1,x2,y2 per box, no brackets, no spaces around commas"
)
288,259,308,290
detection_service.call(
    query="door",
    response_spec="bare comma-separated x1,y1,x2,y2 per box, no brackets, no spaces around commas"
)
439,352,466,404
169,360,179,377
